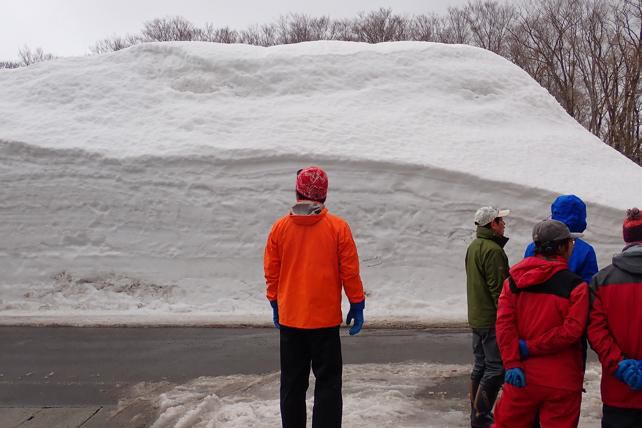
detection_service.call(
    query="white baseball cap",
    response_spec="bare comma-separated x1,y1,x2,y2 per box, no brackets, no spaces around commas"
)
474,206,510,226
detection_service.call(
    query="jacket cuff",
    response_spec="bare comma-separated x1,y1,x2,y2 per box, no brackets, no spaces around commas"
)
349,299,365,310
503,360,523,370
343,276,365,300
527,340,541,356
606,358,622,375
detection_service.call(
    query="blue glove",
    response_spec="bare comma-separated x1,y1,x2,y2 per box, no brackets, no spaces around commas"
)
505,368,526,388
269,300,279,329
615,360,642,390
346,300,365,336
519,339,529,360
636,361,642,390
615,360,637,382
627,370,642,391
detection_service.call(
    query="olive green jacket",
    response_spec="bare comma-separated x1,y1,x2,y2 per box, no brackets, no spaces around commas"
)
465,226,509,328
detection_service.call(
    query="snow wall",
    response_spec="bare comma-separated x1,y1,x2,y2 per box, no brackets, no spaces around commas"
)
0,41,640,325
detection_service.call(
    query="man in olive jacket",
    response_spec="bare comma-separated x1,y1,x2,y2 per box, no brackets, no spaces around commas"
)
465,206,510,428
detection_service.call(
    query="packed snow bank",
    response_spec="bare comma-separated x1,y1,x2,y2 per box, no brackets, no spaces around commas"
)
125,362,602,427
0,41,639,325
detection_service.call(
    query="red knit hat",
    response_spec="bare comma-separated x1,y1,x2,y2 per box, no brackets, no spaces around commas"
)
296,166,328,202
623,208,642,243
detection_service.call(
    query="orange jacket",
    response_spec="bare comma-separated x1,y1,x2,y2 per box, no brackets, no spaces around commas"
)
264,206,365,329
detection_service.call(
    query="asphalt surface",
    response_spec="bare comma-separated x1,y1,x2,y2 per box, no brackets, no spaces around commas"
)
0,327,473,427
0,326,472,406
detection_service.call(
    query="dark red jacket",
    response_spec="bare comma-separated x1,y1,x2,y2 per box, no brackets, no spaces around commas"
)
496,256,589,392
587,244,642,409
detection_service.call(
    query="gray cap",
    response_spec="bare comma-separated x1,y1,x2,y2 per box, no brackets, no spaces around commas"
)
474,206,510,226
532,219,583,243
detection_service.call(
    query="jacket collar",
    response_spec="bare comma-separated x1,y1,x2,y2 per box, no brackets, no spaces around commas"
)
510,255,568,288
476,226,509,248
613,243,642,275
289,203,328,226
290,200,324,216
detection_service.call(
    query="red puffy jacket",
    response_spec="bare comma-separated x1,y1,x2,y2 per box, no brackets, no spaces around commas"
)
496,256,589,392
587,244,642,409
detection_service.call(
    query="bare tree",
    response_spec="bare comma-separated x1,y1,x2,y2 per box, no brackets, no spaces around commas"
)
309,16,335,40
571,0,610,136
440,7,472,43
0,61,20,69
608,0,641,163
510,0,585,118
239,24,278,46
18,46,55,66
200,24,239,43
409,14,443,42
353,8,409,43
91,34,141,54
141,16,199,42
505,0,640,164
275,14,337,43
465,0,517,54
330,19,357,41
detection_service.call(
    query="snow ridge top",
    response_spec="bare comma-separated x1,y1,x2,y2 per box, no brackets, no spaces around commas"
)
0,41,640,209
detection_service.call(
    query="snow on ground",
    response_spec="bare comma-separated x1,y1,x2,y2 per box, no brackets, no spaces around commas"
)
0,41,640,325
122,362,602,427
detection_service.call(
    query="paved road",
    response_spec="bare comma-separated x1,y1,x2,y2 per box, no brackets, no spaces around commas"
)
0,327,472,427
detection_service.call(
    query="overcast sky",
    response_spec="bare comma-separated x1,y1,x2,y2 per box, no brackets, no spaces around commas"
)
1,0,476,60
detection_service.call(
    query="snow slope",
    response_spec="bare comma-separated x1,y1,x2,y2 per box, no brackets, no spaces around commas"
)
0,41,639,325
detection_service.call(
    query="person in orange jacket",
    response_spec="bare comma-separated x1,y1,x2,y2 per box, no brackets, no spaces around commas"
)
264,166,366,428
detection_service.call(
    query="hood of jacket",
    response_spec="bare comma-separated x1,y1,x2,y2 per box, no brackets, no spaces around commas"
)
509,256,569,289
551,195,587,233
289,202,326,226
612,244,642,275
476,226,509,248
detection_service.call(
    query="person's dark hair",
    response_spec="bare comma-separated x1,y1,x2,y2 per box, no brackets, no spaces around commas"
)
296,191,326,204
534,238,572,257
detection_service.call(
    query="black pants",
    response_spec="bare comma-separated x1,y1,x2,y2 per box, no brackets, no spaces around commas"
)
602,404,642,428
280,325,342,428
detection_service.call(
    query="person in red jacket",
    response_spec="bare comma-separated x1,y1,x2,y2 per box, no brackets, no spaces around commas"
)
588,208,642,428
493,219,589,428
264,166,366,428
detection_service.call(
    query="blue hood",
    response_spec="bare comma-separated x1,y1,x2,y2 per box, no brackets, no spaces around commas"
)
551,195,587,233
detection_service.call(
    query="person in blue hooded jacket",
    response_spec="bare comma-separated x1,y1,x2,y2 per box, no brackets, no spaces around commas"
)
525,195,598,283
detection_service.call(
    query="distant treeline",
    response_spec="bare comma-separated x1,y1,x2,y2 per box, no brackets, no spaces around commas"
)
2,0,640,165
